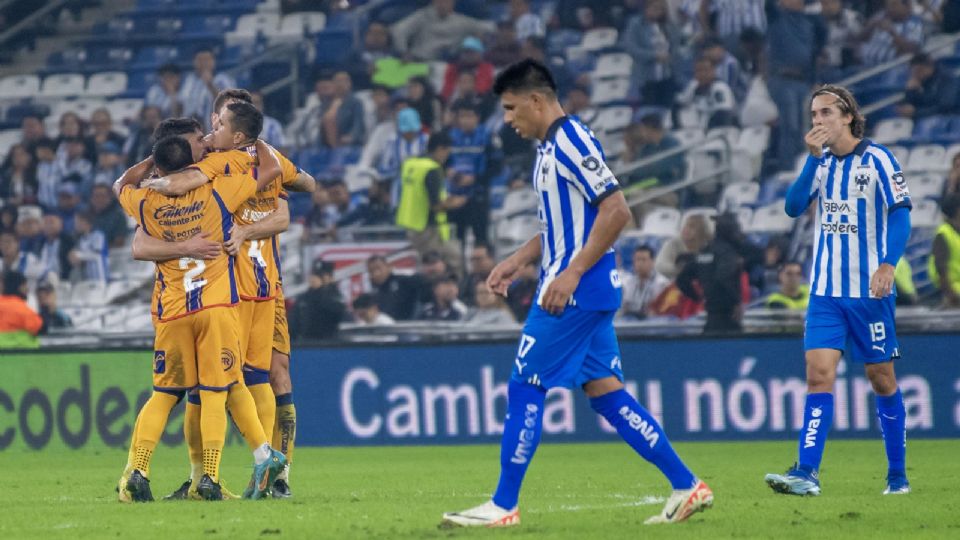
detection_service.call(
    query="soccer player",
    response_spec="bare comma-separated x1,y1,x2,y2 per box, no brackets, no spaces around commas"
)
114,135,285,502
765,85,912,496
441,59,713,528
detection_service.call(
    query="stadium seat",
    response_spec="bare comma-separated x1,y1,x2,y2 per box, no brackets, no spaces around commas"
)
0,74,41,99
498,189,539,218
0,129,21,160
735,207,753,231
640,207,681,237
736,125,770,155
591,78,630,104
314,29,354,64
40,73,86,98
592,52,633,80
912,116,950,141
873,117,913,144
230,12,280,42
720,182,760,211
107,98,144,124
887,145,910,167
86,72,128,96
911,199,942,228
180,15,234,39
909,173,945,200
579,27,618,52
132,46,181,69
71,281,109,307
706,126,740,148
682,207,718,226
496,214,540,254
278,11,326,37
906,144,946,172
749,202,794,233
592,105,632,134
671,127,705,147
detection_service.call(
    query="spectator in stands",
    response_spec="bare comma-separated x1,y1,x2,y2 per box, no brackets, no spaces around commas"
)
441,37,495,102
358,21,397,86
563,85,595,124
759,235,789,294
38,214,73,280
396,132,465,272
89,184,128,248
0,271,42,349
620,113,686,191
551,0,618,30
0,230,42,281
34,138,60,210
367,254,422,321
57,112,96,164
320,71,366,148
506,260,539,321
180,48,237,130
406,76,444,133
90,108,125,150
145,63,184,118
675,57,737,130
0,207,16,235
465,281,517,324
0,143,38,206
54,183,81,235
420,274,468,321
703,0,767,54
337,179,395,229
765,261,810,310
766,0,826,171
16,206,43,257
677,212,761,332
508,0,545,40
391,0,495,61
123,106,162,166
68,211,108,283
420,249,452,281
251,91,286,150
621,0,682,106
352,292,396,325
447,99,497,245
818,0,863,78
91,141,125,190
290,260,346,341
655,213,713,279
19,114,47,151
36,280,71,334
443,69,496,123
360,106,428,202
486,21,524,68
944,152,960,198
930,193,960,308
896,53,960,119
461,243,496,306
58,137,93,198
858,0,925,66
702,38,746,102
620,245,671,320
738,26,766,79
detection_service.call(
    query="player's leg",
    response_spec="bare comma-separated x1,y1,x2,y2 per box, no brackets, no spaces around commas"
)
240,300,277,437
117,404,144,501
853,296,908,494
270,349,296,497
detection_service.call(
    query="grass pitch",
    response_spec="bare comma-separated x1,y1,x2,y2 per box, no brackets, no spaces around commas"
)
1,440,957,539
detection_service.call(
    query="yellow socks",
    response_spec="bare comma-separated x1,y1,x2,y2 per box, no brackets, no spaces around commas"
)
273,394,296,470
184,393,203,484
226,383,268,450
131,391,179,477
248,383,276,439
199,390,228,482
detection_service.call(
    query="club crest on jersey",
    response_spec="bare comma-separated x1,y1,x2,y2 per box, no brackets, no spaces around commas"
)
854,169,871,193
221,349,236,371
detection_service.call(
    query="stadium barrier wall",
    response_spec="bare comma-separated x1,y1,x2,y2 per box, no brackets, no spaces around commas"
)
1,335,958,450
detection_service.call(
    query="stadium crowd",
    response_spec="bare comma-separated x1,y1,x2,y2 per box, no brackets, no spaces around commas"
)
3,0,960,344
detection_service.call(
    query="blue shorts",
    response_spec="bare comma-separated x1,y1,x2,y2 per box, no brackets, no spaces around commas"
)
511,305,623,389
804,295,900,363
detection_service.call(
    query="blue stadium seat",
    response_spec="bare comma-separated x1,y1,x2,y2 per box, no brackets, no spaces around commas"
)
180,15,235,39
314,30,354,64
132,46,181,70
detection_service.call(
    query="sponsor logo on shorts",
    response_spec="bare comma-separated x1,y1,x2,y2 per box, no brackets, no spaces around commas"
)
154,350,166,374
221,349,236,371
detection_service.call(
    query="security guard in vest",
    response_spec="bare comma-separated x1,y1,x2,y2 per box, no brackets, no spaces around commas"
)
930,193,960,308
766,261,810,310
396,132,465,273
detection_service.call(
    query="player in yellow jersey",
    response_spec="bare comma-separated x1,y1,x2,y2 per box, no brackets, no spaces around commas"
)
113,133,285,502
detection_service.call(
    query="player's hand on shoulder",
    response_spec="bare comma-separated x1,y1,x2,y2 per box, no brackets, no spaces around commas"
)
805,126,829,158
542,268,581,315
870,262,896,298
487,259,520,298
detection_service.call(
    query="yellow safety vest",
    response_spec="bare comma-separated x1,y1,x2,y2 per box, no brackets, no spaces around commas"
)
766,285,810,310
928,222,960,291
396,157,450,241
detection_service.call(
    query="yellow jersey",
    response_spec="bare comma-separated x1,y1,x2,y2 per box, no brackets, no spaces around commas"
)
118,173,258,322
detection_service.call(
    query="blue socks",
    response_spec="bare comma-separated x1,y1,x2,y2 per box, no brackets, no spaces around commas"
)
877,388,906,475
590,389,696,490
492,381,547,510
797,392,834,472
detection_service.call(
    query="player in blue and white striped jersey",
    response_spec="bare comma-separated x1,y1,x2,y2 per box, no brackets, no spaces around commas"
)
441,60,712,529
765,85,912,497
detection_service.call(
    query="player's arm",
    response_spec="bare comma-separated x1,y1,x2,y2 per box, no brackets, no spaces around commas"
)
143,168,210,197
486,235,542,298
224,198,290,256
541,191,632,314
112,155,155,197
131,227,221,262
285,170,317,193
785,127,827,217
255,139,281,191
870,150,913,297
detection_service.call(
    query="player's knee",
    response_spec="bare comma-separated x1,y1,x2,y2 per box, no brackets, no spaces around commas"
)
866,364,897,394
806,368,835,391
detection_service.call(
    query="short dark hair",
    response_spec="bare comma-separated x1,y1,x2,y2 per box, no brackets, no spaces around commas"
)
352,293,378,310
153,135,194,173
639,114,663,131
942,193,960,219
193,46,215,57
811,84,865,138
493,58,557,97
427,131,452,153
157,62,180,76
472,242,492,257
213,88,253,116
421,250,446,266
910,52,933,66
3,271,27,297
224,101,263,142
367,254,388,266
452,98,479,115
433,273,458,286
634,245,656,258
153,117,203,141
34,137,57,152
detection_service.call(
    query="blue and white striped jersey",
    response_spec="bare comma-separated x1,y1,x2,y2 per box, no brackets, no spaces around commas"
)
807,139,912,298
532,116,622,311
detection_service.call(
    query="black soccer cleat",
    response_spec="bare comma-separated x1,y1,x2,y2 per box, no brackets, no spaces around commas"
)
272,478,292,499
163,479,192,500
126,470,154,502
197,474,224,501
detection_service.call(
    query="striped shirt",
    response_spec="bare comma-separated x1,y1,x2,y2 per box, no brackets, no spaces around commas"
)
807,139,912,298
711,0,767,38
533,116,622,311
859,15,925,66
179,72,237,130
261,115,286,148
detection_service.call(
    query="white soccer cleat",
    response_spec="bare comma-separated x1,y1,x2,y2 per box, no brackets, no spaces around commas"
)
644,479,713,525
441,500,520,528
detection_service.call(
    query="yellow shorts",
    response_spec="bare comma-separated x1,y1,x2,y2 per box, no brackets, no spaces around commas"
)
272,284,291,356
238,298,275,373
153,306,243,391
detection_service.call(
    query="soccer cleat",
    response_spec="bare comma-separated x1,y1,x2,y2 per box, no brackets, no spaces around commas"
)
163,479,193,500
644,479,713,524
765,464,821,496
243,449,287,500
883,473,910,495
272,478,292,499
125,470,154,503
197,474,224,501
440,500,520,528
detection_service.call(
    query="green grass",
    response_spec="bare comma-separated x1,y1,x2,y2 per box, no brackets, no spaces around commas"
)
1,440,958,539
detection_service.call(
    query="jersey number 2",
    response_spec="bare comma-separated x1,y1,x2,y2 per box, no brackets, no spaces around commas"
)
179,258,207,292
